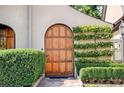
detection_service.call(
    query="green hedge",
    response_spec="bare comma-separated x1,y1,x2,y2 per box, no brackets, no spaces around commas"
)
80,67,124,83
75,50,113,57
75,58,124,74
75,59,112,74
73,25,112,33
74,42,113,49
0,49,45,87
74,33,112,40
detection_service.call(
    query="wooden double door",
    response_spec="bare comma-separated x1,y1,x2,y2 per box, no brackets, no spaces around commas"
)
45,24,74,77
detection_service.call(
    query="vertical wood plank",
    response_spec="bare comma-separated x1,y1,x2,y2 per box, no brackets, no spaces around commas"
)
53,27,59,36
46,38,52,49
60,63,65,73
66,50,72,61
53,38,59,49
60,26,66,36
59,38,66,49
66,38,73,48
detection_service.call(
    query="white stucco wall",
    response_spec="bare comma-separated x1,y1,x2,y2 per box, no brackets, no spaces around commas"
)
0,5,28,48
31,5,112,50
105,5,123,23
0,5,112,49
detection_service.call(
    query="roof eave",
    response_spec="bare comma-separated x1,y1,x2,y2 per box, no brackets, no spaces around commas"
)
113,16,124,32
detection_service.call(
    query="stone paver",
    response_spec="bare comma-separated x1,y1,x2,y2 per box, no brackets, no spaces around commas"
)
37,77,82,87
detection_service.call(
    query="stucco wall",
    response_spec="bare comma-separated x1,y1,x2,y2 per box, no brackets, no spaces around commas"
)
105,5,123,23
31,5,112,50
0,5,28,48
0,5,112,49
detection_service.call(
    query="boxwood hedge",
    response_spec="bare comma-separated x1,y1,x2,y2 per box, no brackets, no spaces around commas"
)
74,42,113,49
80,67,124,83
75,58,124,74
0,49,45,87
73,25,112,33
74,33,112,40
74,50,113,57
75,59,112,74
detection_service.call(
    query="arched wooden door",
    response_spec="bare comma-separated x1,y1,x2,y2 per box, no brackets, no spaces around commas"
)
45,24,74,77
0,24,15,49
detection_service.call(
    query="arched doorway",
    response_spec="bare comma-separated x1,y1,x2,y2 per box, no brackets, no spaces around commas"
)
45,24,74,77
0,24,15,49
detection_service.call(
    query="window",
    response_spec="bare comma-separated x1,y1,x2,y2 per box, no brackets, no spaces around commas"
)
0,24,15,49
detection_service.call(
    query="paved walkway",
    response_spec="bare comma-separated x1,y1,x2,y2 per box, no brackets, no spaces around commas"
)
37,77,82,87
36,77,124,87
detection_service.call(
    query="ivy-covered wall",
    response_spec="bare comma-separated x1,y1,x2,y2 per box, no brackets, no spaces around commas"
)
73,25,113,63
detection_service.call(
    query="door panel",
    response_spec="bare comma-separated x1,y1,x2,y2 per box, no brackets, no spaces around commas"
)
45,24,73,77
59,50,66,61
53,38,59,49
66,38,73,48
53,63,59,73
60,63,66,73
45,63,52,73
46,51,52,61
60,27,66,36
53,27,59,36
46,29,52,37
66,62,73,73
46,38,52,49
59,38,66,49
66,50,72,61
53,51,59,61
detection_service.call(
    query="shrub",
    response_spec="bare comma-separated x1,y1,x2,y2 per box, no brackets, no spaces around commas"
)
73,25,112,33
111,63,124,67
0,49,45,87
74,42,113,49
80,67,124,82
74,50,113,57
75,58,124,74
75,59,112,74
74,33,112,40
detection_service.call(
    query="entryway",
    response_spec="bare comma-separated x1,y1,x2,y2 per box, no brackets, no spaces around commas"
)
45,24,74,77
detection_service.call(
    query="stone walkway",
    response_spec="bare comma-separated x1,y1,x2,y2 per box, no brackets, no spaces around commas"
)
37,77,82,87
35,77,124,87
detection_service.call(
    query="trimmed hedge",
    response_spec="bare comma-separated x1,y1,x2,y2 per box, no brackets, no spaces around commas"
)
74,50,113,57
74,42,113,49
73,25,112,33
75,59,112,74
75,58,124,74
73,25,113,74
74,33,112,40
80,67,124,83
0,49,45,87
